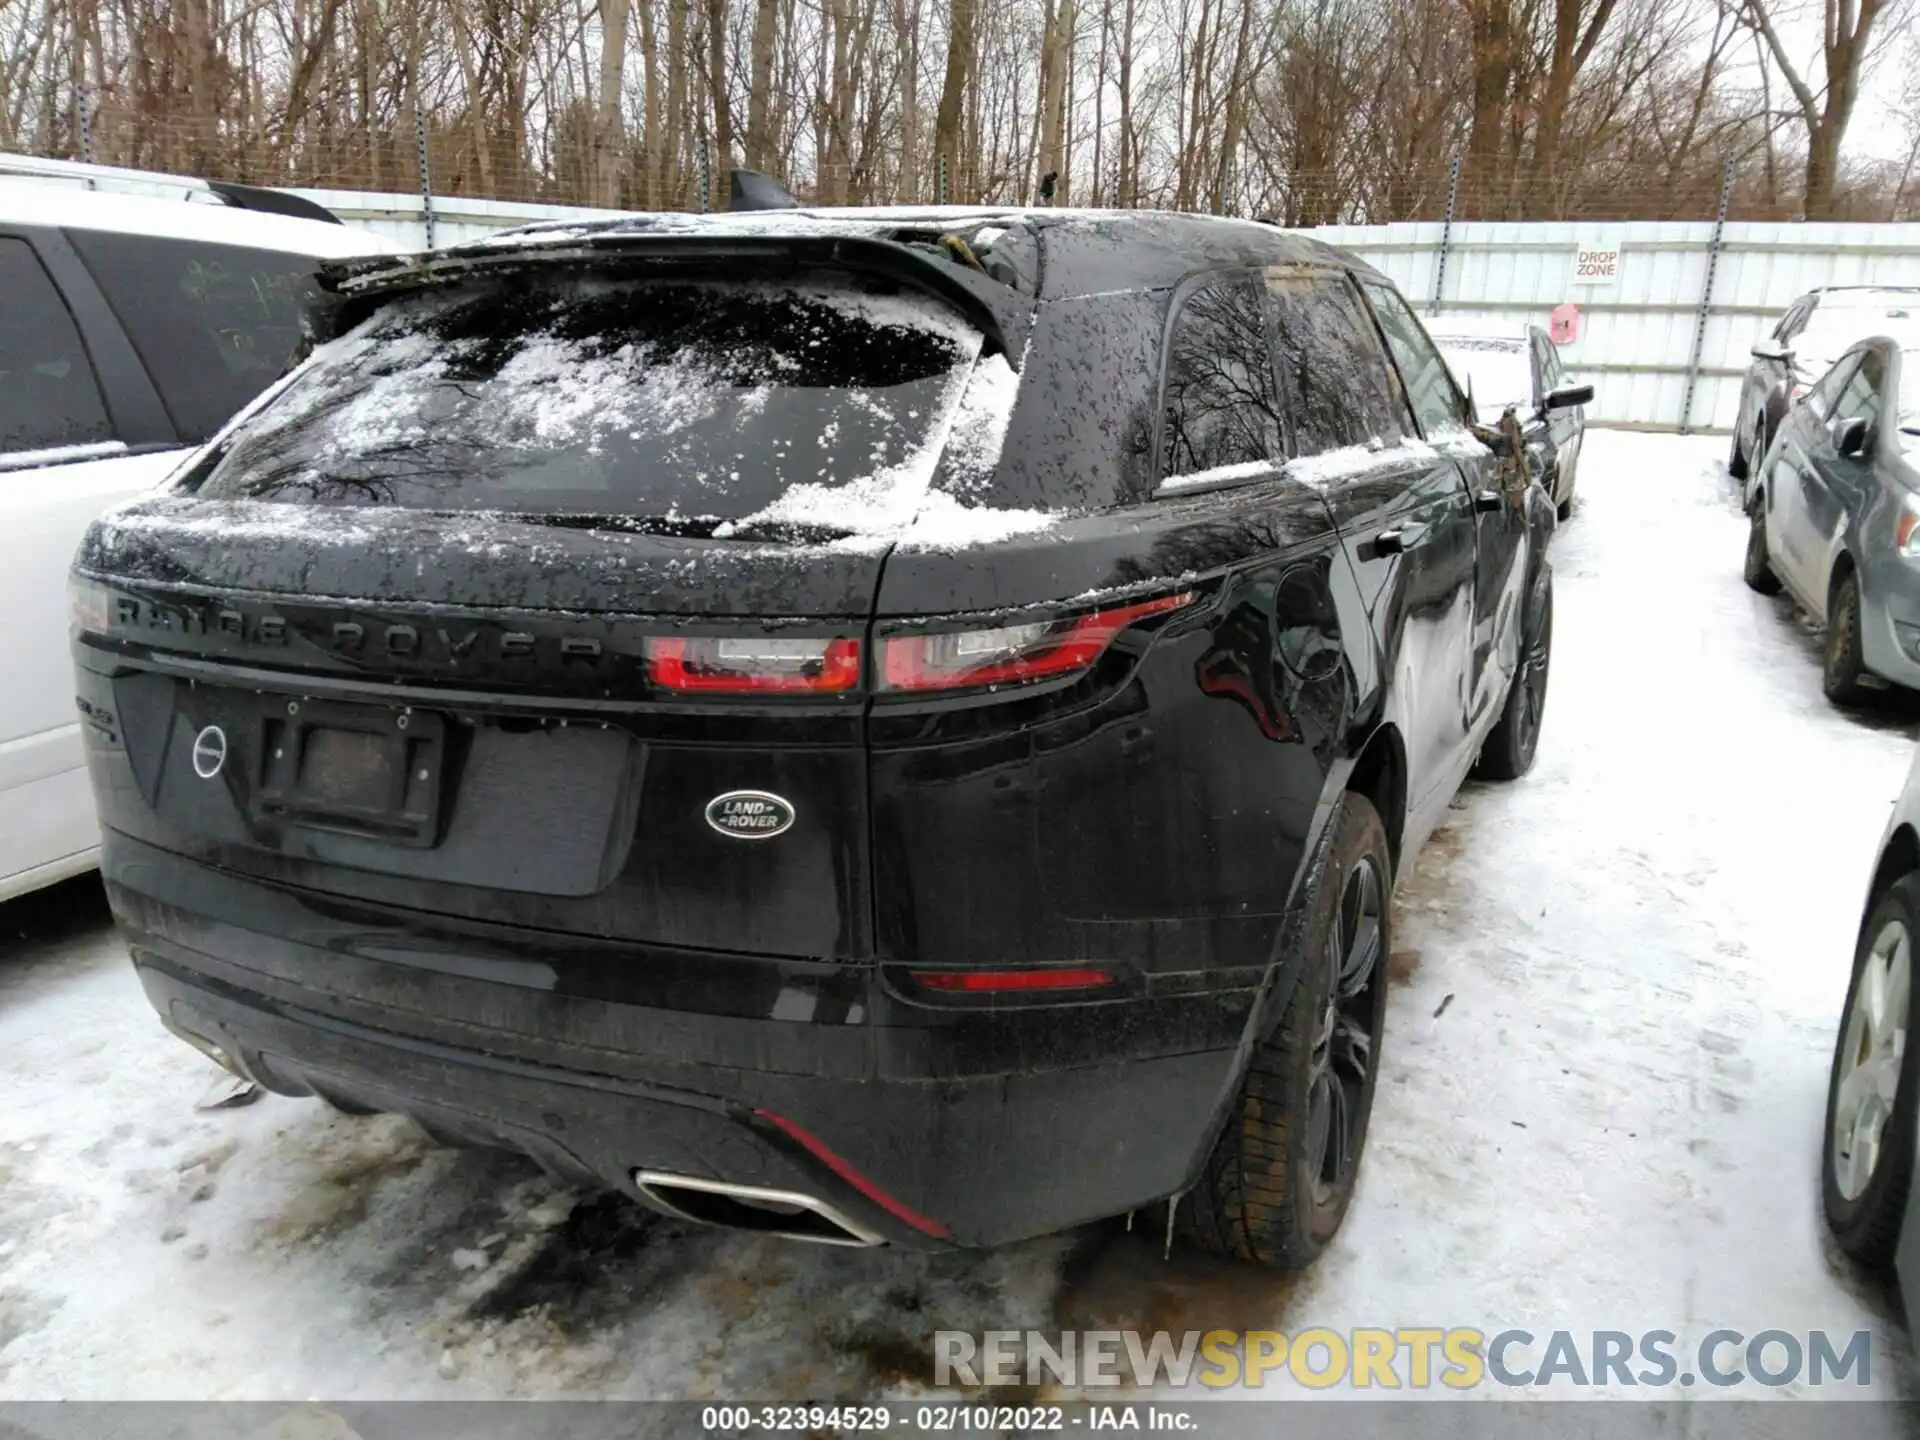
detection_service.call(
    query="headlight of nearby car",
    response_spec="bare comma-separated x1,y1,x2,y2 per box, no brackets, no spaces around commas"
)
1895,494,1920,558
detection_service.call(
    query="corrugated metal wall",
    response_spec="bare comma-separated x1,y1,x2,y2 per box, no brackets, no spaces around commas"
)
298,188,1920,434
1312,219,1920,432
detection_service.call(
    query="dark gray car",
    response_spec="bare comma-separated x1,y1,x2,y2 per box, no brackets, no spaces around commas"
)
1730,286,1920,484
1744,336,1920,704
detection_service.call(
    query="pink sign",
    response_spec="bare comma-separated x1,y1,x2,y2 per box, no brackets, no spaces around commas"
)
1549,303,1581,345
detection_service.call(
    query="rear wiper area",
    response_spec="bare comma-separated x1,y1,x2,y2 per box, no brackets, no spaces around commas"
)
513,512,858,545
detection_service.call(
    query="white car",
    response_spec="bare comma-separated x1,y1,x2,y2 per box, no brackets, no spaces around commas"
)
0,156,396,902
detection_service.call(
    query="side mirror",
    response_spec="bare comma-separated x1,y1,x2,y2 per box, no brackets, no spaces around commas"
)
1751,342,1791,364
1544,382,1594,411
1832,415,1871,458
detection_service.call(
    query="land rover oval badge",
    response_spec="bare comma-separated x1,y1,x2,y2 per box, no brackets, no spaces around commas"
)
705,790,795,840
191,725,228,780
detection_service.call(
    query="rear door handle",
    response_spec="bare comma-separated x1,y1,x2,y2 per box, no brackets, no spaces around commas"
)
1371,523,1428,556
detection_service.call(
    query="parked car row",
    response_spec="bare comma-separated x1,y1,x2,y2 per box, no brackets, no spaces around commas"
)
0,154,395,902
1731,286,1920,485
1738,291,1920,705
1726,287,1920,1323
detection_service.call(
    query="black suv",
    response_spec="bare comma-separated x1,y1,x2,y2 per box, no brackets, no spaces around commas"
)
71,207,1557,1269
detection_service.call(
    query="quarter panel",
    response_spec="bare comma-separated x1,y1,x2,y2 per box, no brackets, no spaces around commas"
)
870,495,1357,982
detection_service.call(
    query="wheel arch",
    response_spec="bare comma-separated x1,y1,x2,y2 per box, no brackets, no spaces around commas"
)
1830,546,1859,602
1865,825,1920,926
1345,722,1407,880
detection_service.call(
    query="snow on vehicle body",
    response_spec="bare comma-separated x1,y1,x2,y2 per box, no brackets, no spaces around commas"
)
70,206,1556,1263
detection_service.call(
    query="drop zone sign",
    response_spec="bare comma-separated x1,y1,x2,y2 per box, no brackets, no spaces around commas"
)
1572,241,1622,286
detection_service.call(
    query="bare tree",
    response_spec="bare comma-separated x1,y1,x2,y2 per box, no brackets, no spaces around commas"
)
1737,0,1901,219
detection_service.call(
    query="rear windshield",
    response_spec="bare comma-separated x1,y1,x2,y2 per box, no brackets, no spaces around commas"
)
198,274,985,536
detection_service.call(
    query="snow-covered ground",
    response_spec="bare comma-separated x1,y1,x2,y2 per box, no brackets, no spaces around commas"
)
1,430,1916,1405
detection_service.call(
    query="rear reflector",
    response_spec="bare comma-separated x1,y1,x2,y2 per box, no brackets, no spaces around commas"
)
646,636,861,693
880,592,1195,692
913,967,1115,992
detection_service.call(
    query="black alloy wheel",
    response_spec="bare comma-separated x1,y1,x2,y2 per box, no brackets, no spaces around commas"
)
1182,793,1393,1269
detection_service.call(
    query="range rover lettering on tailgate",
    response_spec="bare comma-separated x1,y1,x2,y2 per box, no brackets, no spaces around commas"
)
70,200,1557,1269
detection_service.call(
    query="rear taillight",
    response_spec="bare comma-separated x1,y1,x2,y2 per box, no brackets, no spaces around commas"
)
69,577,112,635
879,592,1196,692
645,636,861,693
913,967,1114,992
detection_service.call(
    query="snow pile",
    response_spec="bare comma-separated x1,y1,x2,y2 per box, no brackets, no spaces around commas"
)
936,353,1020,494
1156,436,1460,495
474,224,610,249
93,496,391,555
487,337,650,450
1154,458,1277,496
719,346,1053,551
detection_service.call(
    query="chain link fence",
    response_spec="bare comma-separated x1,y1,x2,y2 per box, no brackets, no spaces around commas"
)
25,105,1915,224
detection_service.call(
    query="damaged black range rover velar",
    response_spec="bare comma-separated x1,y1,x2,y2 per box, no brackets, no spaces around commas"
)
72,201,1557,1269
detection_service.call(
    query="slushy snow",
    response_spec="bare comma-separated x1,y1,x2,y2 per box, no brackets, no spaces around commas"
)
4,432,1915,1411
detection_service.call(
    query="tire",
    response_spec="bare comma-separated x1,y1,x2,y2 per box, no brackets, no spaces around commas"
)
1823,569,1871,707
1728,422,1749,481
1743,504,1782,595
1823,872,1920,1267
1181,792,1392,1270
1475,568,1552,782
1555,494,1573,522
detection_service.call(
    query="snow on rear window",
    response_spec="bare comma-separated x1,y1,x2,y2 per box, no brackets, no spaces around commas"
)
195,275,1025,541
710,347,1051,549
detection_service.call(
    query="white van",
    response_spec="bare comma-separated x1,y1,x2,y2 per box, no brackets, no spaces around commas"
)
0,156,397,901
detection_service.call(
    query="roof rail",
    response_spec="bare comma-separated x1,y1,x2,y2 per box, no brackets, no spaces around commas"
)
0,152,340,223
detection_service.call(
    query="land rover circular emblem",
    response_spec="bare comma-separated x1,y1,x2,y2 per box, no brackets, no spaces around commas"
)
705,790,795,840
191,725,228,780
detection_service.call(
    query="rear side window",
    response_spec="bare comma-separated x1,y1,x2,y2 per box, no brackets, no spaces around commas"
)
1363,282,1472,438
1833,350,1886,427
198,275,985,535
1265,272,1402,456
1159,277,1281,479
1538,332,1566,392
0,237,114,457
1806,356,1860,420
67,230,323,442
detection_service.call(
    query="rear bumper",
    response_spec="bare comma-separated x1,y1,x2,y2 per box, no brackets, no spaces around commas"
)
108,833,1255,1250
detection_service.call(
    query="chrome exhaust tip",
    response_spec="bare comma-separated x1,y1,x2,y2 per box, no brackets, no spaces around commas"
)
633,1170,885,1247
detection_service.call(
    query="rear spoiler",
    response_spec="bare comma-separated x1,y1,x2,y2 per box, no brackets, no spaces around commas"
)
205,180,343,224
317,231,1027,362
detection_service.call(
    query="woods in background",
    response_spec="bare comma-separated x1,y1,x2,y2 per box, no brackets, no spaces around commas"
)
1,0,1915,223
